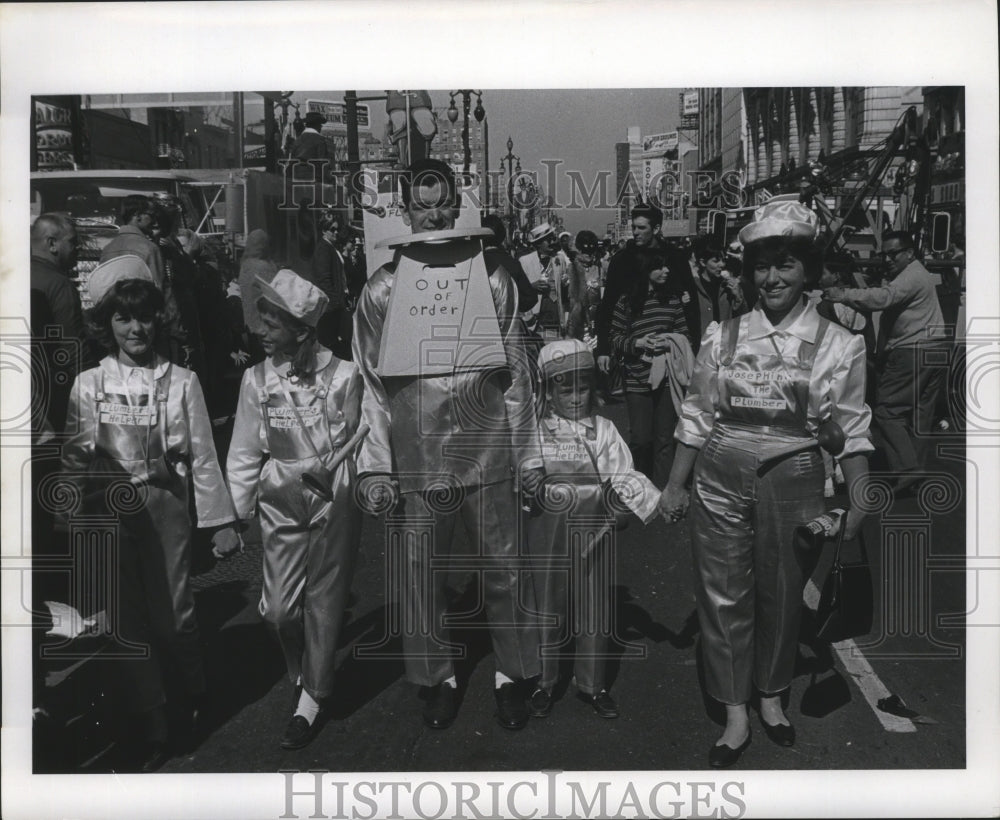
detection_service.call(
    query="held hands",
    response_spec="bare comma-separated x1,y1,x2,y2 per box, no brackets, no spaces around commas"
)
597,355,611,375
211,524,244,560
658,484,690,524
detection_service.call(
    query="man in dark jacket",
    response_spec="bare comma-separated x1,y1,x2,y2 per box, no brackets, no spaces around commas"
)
291,111,330,161
30,213,85,434
595,202,700,372
309,220,351,360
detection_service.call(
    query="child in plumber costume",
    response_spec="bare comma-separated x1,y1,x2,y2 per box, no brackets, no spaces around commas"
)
521,338,661,720
226,268,363,750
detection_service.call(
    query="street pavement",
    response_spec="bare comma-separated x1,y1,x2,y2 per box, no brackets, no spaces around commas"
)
36,399,968,774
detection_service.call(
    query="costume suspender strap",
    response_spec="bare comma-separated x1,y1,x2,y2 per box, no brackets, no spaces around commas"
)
568,418,602,477
155,363,172,455
797,317,830,368
720,316,741,366
253,362,269,404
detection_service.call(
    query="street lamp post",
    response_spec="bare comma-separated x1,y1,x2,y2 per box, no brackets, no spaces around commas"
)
500,136,520,242
447,90,485,185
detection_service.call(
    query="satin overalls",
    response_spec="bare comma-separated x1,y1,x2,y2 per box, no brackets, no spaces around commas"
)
528,417,617,697
232,355,362,702
691,316,830,704
62,358,234,715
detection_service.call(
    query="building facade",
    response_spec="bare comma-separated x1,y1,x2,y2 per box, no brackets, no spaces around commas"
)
696,87,924,206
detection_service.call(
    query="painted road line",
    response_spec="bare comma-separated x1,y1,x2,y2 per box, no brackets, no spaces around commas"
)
803,578,918,733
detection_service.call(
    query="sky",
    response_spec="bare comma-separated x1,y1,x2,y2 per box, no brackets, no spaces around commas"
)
267,89,684,237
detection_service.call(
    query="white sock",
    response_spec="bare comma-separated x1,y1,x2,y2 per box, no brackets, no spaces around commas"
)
442,675,457,689
294,688,321,725
495,670,514,689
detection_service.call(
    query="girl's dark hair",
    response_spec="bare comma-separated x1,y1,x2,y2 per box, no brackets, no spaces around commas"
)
627,249,683,318
256,297,319,378
88,279,165,353
742,236,824,285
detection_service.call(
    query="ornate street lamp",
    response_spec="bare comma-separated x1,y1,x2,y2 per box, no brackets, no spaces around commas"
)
501,136,521,240
447,90,484,183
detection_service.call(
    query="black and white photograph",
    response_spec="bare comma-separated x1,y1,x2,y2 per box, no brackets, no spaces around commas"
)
2,2,998,819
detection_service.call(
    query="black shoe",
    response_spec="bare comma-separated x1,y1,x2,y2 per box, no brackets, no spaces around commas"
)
281,712,324,750
494,682,529,730
761,717,796,747
528,688,552,718
139,740,171,773
588,689,620,719
422,684,459,730
708,731,752,768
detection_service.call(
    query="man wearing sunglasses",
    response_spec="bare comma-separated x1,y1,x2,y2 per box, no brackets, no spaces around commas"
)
824,231,948,492
100,195,166,288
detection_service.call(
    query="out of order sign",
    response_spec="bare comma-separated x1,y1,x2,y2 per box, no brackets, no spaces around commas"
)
377,234,507,378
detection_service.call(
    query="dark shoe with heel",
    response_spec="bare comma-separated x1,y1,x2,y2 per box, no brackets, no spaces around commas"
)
281,710,324,750
495,682,529,730
708,731,751,768
423,684,459,729
581,689,620,719
761,718,796,747
528,688,552,718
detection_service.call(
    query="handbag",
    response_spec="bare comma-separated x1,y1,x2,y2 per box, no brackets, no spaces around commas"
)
814,523,873,643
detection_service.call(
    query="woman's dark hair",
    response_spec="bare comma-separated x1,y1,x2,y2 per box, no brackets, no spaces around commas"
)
121,195,156,227
88,279,165,353
626,249,683,318
256,297,319,378
742,236,824,286
695,243,725,263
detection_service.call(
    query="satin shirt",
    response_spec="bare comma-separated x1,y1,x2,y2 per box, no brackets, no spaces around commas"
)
227,347,362,518
675,301,873,458
62,355,234,527
537,413,660,523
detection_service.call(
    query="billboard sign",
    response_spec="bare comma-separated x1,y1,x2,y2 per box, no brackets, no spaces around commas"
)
305,99,371,131
641,131,678,157
682,91,699,116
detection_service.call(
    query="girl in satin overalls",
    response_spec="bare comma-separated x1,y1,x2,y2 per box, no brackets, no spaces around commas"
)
226,269,362,751
660,199,872,768
522,339,661,721
62,255,241,772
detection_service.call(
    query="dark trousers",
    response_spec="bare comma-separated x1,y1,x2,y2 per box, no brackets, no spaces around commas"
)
316,307,353,362
625,384,678,489
874,343,947,474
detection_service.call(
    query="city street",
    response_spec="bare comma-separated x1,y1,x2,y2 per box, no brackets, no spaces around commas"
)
34,399,968,775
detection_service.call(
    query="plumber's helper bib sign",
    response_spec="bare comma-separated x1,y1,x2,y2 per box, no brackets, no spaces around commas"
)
376,229,507,377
